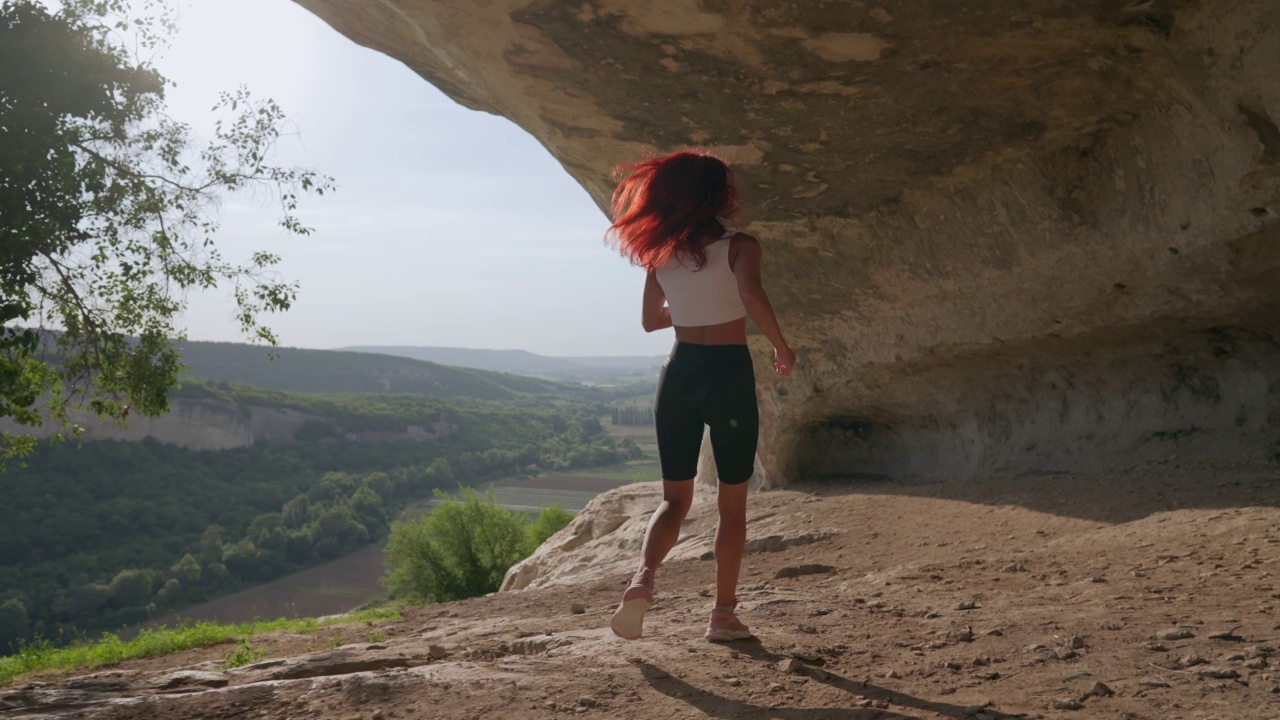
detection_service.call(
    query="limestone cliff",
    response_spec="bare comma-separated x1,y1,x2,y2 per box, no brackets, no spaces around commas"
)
296,0,1280,483
0,399,456,451
0,399,318,450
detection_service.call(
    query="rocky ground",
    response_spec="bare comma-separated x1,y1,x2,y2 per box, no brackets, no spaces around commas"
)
5,465,1280,720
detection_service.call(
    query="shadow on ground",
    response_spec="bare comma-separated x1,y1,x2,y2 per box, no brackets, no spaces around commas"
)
638,648,1017,720
804,466,1280,524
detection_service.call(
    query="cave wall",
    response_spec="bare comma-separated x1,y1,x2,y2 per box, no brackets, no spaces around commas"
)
295,0,1280,484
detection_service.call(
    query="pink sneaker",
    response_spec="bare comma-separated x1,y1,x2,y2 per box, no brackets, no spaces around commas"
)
610,570,654,640
704,599,752,642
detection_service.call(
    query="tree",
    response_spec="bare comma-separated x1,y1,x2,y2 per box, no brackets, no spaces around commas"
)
426,458,454,485
60,582,111,619
348,486,386,533
281,494,310,530
199,525,225,564
618,437,643,459
246,512,283,544
361,472,391,501
309,472,358,504
284,528,312,564
170,553,201,583
0,598,30,651
0,0,333,464
310,506,368,559
221,538,260,580
155,577,180,602
108,568,152,607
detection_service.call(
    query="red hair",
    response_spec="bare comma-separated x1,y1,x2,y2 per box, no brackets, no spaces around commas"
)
605,150,739,271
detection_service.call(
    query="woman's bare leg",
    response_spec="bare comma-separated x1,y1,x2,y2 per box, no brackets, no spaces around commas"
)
613,480,695,640
713,480,748,607
637,479,696,578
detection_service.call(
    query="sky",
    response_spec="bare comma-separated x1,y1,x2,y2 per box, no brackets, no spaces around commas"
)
145,0,669,357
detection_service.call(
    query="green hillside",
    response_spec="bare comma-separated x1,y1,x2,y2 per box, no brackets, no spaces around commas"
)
341,345,666,383
0,381,637,648
174,340,586,401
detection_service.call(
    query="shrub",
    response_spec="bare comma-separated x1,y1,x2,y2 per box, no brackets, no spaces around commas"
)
222,639,266,670
382,488,529,603
527,505,573,548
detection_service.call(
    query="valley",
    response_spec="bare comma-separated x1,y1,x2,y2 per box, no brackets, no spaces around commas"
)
0,340,659,650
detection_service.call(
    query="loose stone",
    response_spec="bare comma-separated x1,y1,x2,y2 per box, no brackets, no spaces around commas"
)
776,658,804,674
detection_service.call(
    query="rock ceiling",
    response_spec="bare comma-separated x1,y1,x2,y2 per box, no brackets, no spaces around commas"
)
296,0,1280,484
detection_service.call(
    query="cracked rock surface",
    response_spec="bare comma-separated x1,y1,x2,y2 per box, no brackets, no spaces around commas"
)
7,469,1280,719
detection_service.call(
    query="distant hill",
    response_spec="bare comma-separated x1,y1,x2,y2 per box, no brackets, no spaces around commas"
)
340,346,666,380
174,340,583,401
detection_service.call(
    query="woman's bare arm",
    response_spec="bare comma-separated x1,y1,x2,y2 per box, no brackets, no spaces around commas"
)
731,234,796,373
641,269,673,333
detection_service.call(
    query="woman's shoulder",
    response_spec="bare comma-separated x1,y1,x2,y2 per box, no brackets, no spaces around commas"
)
726,231,761,252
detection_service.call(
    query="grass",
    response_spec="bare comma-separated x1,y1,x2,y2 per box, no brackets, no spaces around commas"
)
221,639,267,670
0,608,400,687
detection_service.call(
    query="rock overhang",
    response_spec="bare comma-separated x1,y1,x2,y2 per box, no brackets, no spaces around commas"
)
295,0,1280,484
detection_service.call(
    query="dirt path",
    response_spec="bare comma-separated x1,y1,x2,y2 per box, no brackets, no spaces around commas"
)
6,466,1279,719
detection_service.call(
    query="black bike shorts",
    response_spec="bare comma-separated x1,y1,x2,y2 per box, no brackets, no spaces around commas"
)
654,342,758,484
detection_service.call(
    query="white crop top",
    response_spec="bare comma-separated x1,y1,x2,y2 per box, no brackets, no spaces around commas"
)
655,231,747,326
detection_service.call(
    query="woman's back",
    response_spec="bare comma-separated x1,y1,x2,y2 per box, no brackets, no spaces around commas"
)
655,231,746,331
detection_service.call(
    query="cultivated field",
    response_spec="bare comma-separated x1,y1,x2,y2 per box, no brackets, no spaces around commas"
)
489,475,631,512
141,543,386,629
149,471,634,628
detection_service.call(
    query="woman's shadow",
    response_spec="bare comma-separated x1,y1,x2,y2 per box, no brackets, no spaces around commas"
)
635,639,1020,720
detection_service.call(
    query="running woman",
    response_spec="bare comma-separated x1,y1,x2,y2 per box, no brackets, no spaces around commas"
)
605,150,795,642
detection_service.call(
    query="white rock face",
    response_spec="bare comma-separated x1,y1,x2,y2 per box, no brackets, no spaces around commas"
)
299,0,1280,484
0,399,456,451
502,483,666,592
502,477,840,592
0,398,316,450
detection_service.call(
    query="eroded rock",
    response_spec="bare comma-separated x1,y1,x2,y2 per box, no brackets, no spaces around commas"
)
231,646,417,681
296,0,1280,488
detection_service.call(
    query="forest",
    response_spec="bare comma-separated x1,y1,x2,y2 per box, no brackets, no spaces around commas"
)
0,380,643,650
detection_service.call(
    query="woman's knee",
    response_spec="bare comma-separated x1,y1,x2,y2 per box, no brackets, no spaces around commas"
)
661,480,696,515
716,482,748,518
